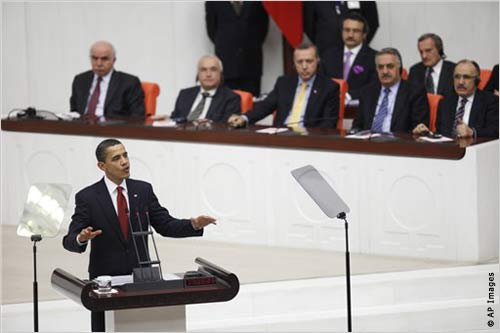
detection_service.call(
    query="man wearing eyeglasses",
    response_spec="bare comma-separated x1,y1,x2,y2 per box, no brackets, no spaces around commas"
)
321,12,377,103
351,48,429,133
170,55,240,123
434,60,498,138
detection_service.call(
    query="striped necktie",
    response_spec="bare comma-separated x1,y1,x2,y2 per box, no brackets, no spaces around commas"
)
371,88,391,132
453,97,468,135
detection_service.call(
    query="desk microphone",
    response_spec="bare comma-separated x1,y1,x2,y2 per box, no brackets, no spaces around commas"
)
171,116,187,124
8,107,57,120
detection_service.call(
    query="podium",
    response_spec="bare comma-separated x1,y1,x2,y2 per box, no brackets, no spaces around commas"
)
51,257,239,332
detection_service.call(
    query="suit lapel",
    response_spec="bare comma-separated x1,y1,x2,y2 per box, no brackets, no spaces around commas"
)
367,83,381,125
445,95,459,132
206,88,222,119
333,48,344,78
185,87,201,118
391,81,407,128
305,76,322,120
437,62,451,95
348,45,366,80
95,178,127,244
80,72,94,113
126,179,141,224
104,71,119,111
279,77,297,123
468,91,483,128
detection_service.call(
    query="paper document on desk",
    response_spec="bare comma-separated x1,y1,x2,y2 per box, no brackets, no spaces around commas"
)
111,274,133,286
256,127,289,134
419,135,454,143
345,131,381,139
163,273,183,281
152,119,177,127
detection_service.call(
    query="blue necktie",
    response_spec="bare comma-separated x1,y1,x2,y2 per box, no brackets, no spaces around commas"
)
371,88,391,133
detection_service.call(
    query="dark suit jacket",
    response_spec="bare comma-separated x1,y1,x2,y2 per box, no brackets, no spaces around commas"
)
484,64,499,93
408,60,456,97
321,44,377,99
304,1,379,54
246,74,339,128
170,86,240,123
70,70,145,118
352,80,429,133
205,1,268,79
63,178,202,279
436,90,499,138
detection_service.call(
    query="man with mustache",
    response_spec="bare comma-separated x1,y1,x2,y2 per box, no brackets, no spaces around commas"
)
351,47,429,133
70,41,145,119
408,33,455,97
304,1,379,55
414,60,498,138
321,11,378,103
63,138,216,331
227,42,339,129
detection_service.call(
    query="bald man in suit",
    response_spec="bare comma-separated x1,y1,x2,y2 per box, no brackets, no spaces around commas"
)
171,55,240,123
70,41,145,119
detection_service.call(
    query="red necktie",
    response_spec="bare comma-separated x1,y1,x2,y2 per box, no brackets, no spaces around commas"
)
87,76,102,118
116,186,129,240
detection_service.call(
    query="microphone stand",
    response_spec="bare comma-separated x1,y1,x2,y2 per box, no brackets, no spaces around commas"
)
336,212,352,332
31,234,42,332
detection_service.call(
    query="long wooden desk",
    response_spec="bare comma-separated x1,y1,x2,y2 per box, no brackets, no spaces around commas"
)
2,117,498,261
1,117,487,159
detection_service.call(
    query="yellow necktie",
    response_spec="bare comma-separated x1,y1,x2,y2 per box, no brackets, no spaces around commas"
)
288,82,308,127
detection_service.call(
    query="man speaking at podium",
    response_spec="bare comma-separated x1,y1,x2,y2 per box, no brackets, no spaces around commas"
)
63,138,216,331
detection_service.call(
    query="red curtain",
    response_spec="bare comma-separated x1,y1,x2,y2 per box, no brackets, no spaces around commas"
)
263,1,303,48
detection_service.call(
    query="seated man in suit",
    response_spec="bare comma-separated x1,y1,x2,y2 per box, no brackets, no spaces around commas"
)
170,55,241,123
408,33,455,97
228,42,339,129
415,60,498,138
321,12,377,103
63,138,216,331
70,40,145,119
351,47,429,133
